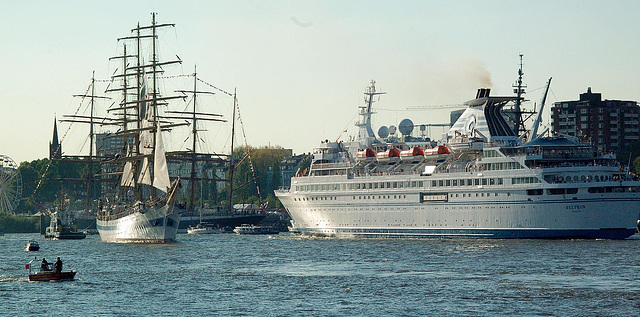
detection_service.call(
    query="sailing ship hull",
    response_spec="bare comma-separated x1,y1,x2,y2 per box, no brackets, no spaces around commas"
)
276,178,640,240
96,204,180,243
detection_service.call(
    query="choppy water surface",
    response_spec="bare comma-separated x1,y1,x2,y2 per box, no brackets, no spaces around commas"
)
1,233,639,316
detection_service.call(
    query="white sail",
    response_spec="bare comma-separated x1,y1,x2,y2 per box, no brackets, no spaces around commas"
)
120,145,135,187
153,126,171,192
139,157,152,185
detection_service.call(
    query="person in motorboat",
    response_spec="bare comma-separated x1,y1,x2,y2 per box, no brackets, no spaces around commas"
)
54,257,62,273
41,258,51,271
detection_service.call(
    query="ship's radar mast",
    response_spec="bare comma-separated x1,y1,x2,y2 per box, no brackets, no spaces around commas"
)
512,54,527,136
356,80,386,148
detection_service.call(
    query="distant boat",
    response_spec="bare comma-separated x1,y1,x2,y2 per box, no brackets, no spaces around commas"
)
233,224,279,235
83,228,99,235
187,223,221,235
44,210,87,240
24,241,40,252
25,258,76,282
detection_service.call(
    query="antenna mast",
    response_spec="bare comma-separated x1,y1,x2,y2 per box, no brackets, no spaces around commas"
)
512,54,527,136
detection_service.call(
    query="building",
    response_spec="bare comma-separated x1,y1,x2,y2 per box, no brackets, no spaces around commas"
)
279,152,307,189
551,87,640,153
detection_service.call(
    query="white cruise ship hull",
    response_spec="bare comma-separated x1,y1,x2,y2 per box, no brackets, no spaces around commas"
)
96,204,180,243
277,178,640,239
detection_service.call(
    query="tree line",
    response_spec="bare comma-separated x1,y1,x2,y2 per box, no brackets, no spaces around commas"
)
13,146,309,214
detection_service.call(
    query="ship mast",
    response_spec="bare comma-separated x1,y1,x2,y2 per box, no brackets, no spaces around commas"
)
356,80,386,148
60,71,111,212
228,89,237,214
169,66,223,211
512,54,527,136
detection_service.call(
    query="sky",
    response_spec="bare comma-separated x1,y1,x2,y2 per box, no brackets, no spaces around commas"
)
1,0,640,164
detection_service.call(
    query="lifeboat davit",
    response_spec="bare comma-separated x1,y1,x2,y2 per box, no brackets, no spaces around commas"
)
400,147,425,164
376,148,400,165
424,145,450,163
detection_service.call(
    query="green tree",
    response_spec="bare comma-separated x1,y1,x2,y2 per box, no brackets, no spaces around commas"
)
617,141,640,173
229,145,290,204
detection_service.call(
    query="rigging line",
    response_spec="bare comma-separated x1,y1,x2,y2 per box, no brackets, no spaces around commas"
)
196,78,233,97
235,97,263,201
30,81,93,202
335,112,358,141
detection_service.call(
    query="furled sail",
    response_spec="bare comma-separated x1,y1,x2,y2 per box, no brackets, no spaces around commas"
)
120,145,135,187
153,126,171,192
139,157,152,185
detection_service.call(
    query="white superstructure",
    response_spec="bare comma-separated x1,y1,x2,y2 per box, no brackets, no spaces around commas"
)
275,80,640,239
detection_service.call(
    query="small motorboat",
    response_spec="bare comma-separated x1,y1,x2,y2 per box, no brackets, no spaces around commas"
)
233,224,279,235
25,241,40,252
187,223,221,234
25,258,76,282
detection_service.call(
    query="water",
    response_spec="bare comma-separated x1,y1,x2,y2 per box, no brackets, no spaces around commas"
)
2,233,640,316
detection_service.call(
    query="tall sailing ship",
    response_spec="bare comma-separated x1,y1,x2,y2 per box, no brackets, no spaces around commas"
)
276,65,640,239
93,13,184,242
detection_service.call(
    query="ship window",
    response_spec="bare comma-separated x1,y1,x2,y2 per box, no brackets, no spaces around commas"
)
420,193,448,203
439,180,444,187
489,178,495,185
548,188,566,195
566,188,578,194
474,179,480,186
419,181,424,187
412,181,417,187
387,182,391,188
393,182,398,188
453,179,458,186
374,183,379,189
446,180,451,186
431,180,437,187
380,182,385,189
482,179,488,186
527,189,543,195
467,179,473,186
498,178,503,185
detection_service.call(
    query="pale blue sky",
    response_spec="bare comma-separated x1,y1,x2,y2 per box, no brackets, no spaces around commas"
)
1,0,639,163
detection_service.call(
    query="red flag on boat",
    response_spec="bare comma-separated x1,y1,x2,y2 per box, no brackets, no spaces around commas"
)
25,264,29,270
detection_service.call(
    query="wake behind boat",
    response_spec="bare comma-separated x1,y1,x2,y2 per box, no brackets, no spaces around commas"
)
275,66,640,239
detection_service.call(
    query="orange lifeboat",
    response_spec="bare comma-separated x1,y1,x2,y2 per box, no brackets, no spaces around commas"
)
424,145,450,163
400,147,425,163
376,148,400,165
425,145,450,155
356,148,376,161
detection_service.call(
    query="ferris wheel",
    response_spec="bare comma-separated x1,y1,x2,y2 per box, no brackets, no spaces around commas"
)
0,155,22,214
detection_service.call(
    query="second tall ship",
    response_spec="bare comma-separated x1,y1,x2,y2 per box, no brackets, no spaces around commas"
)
276,70,640,239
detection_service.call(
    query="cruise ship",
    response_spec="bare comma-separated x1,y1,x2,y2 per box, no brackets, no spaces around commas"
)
275,77,640,239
